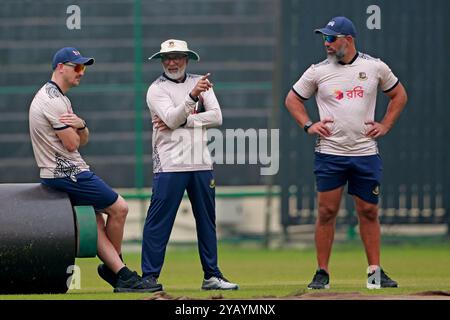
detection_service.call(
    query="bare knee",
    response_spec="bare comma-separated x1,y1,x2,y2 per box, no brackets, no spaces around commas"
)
317,205,339,225
115,198,129,219
106,196,128,220
357,204,378,222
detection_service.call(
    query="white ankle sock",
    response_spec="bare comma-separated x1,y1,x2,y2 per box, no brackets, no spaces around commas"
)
368,265,379,273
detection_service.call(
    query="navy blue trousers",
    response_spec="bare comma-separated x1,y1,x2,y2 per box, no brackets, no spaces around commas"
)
141,170,221,279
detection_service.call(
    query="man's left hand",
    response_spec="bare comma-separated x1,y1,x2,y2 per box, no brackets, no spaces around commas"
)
59,113,85,130
152,115,170,131
365,121,389,138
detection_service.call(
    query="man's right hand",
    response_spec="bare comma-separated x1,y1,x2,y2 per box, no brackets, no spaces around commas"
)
307,118,334,138
190,73,213,98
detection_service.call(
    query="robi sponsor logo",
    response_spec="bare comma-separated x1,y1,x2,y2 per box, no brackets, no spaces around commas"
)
334,90,344,100
334,86,364,100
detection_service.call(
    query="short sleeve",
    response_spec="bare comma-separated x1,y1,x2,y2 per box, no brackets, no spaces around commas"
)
42,99,70,130
378,60,399,92
292,65,318,100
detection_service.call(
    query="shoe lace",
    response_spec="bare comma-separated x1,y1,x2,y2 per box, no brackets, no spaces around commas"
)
312,270,328,283
143,276,158,285
206,273,229,282
380,269,392,280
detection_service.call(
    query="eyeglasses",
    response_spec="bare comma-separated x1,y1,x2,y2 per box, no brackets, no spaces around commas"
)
161,54,187,62
322,34,347,43
63,62,86,73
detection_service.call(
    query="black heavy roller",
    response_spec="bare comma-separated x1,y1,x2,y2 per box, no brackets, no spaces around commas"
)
0,183,97,294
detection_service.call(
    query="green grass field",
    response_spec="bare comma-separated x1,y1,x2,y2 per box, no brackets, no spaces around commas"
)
2,240,450,300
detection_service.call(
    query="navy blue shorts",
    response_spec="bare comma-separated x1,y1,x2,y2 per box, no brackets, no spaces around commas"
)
314,152,382,204
41,171,119,211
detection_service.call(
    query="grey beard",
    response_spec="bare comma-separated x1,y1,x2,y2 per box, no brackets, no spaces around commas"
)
327,48,346,64
163,66,186,80
335,47,346,61
327,54,339,64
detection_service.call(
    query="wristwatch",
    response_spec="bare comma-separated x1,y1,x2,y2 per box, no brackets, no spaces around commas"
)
303,121,313,133
77,120,87,131
189,93,199,102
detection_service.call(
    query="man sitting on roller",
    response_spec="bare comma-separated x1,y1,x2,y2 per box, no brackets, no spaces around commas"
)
28,47,161,293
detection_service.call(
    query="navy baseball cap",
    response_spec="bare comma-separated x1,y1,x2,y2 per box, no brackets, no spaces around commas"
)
52,47,95,70
314,16,357,37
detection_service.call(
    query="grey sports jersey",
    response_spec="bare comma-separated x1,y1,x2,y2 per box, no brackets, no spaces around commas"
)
147,73,222,173
29,81,89,179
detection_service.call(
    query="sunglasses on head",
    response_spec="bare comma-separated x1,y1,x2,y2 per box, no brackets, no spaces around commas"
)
63,62,86,73
322,34,347,43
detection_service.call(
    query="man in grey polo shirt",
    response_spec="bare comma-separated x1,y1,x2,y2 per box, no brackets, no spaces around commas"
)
29,47,161,293
285,17,407,289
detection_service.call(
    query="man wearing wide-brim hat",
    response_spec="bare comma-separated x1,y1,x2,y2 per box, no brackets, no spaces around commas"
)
141,39,239,291
148,39,200,61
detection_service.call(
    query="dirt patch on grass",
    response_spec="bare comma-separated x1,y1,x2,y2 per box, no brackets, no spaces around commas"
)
143,291,221,300
284,290,450,300
144,290,450,300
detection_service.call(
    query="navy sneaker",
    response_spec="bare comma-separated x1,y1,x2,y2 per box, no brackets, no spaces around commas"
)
307,269,330,289
143,276,164,292
97,264,117,288
367,267,398,289
114,272,163,293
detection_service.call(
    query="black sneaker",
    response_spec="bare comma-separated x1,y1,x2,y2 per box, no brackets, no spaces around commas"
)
114,272,163,293
97,264,117,288
307,269,330,289
367,267,398,289
143,276,164,291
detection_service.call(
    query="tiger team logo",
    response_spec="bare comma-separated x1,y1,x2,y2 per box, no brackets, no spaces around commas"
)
209,179,216,189
372,185,380,196
358,72,368,81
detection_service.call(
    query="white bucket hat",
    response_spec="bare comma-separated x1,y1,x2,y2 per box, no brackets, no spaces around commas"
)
148,39,200,61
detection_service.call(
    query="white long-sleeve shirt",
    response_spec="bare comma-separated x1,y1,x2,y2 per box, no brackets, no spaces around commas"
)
147,73,222,173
